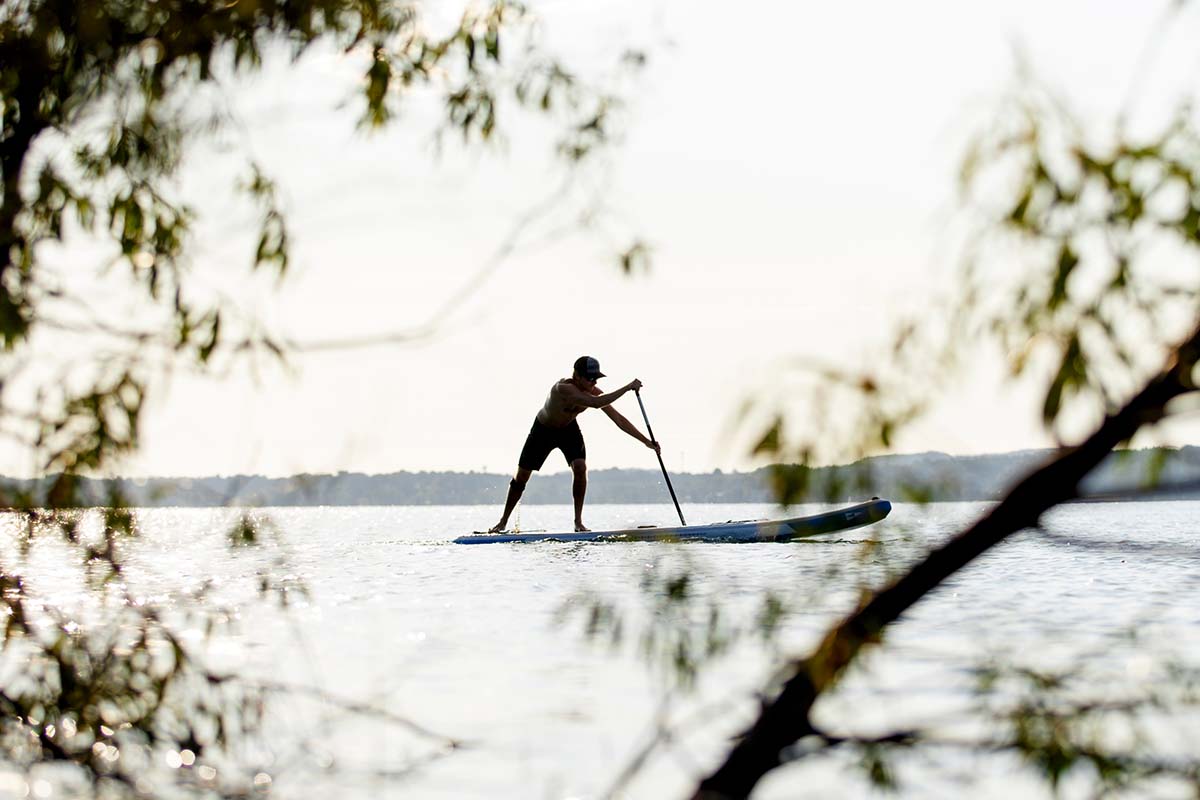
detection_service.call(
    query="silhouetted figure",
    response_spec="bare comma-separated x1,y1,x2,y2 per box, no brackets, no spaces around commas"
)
490,356,659,532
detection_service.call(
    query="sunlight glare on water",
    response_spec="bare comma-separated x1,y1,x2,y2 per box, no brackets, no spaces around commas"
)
4,501,1199,799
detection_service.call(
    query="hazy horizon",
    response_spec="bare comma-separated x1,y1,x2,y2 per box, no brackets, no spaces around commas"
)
15,0,1200,480
13,443,1182,482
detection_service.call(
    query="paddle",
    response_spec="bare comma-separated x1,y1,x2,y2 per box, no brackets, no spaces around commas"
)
634,388,687,526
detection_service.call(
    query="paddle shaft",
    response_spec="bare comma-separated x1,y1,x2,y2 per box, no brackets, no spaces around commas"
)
634,389,686,526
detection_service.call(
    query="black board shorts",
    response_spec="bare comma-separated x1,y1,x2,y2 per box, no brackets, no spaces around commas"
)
518,419,586,471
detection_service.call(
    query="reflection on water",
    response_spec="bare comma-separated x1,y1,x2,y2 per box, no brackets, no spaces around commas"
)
3,502,1198,799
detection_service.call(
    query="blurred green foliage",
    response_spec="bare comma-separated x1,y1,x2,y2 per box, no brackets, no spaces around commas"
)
0,0,640,795
579,14,1200,800
687,71,1200,800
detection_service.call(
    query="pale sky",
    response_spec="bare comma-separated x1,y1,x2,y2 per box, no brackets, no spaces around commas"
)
20,0,1200,478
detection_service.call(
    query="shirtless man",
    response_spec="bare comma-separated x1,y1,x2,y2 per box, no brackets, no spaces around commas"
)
489,356,660,533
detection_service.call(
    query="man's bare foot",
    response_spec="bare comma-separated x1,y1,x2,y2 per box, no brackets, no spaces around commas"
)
574,522,591,532
488,522,507,533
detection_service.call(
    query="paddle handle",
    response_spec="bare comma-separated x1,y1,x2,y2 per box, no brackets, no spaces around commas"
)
634,388,686,526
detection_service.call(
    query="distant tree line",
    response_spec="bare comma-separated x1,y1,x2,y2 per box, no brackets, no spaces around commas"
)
6,447,1197,507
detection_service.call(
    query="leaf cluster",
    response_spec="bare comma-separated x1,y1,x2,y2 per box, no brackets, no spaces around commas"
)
0,0,644,794
961,94,1200,433
0,504,271,797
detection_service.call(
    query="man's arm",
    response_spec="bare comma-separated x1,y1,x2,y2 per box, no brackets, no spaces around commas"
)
602,405,661,452
559,379,642,409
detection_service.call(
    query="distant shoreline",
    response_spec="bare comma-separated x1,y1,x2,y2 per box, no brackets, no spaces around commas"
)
4,447,1198,507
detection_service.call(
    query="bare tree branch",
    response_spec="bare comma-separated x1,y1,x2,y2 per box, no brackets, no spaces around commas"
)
282,175,577,352
253,679,463,746
692,318,1200,799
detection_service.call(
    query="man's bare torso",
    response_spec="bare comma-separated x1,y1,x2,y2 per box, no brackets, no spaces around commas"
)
536,378,602,427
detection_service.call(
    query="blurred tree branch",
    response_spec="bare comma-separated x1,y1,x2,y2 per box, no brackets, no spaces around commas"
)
695,318,1200,798
691,11,1200,796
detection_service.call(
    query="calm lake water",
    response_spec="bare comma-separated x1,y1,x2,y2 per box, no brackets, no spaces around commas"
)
10,501,1200,799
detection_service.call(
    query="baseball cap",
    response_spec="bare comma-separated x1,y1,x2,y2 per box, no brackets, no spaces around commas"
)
573,355,606,380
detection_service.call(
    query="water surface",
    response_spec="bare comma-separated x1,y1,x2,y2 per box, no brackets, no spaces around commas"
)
13,502,1200,799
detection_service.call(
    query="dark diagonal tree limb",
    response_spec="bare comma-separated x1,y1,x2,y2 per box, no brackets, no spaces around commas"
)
692,321,1200,800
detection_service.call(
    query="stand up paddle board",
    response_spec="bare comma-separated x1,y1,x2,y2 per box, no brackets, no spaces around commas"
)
454,498,891,544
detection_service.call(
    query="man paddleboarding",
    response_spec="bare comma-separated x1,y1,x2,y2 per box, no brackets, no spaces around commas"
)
489,356,660,533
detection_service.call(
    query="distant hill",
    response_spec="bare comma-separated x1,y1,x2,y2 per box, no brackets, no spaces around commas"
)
5,447,1200,507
